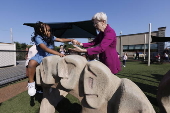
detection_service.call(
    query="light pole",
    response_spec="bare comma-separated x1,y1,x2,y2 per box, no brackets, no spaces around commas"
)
148,23,151,66
120,31,122,57
144,34,146,61
10,28,13,43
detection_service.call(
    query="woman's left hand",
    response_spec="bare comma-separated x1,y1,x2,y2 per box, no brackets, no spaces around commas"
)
69,45,87,52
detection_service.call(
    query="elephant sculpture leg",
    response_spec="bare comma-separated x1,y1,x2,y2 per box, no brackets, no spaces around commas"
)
40,84,68,113
36,55,68,113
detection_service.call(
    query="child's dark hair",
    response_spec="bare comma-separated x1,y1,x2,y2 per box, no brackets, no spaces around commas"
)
31,21,53,45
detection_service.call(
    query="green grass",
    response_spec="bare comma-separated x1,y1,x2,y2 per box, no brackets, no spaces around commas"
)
0,91,81,113
116,60,170,113
0,60,169,113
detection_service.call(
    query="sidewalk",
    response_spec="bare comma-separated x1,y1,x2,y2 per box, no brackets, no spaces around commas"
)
0,60,26,85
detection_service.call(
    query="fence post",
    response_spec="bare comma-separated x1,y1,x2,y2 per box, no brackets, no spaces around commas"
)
13,43,16,66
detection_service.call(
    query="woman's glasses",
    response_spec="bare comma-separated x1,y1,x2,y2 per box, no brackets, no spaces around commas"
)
93,20,104,26
93,21,99,26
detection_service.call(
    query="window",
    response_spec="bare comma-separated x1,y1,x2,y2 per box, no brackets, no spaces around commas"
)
135,45,142,49
142,44,148,49
129,45,135,50
151,44,157,49
123,45,128,50
123,44,158,52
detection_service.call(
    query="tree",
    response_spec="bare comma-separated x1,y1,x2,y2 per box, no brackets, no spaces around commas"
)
62,42,74,50
54,46,60,52
14,42,28,50
15,42,21,50
20,43,27,50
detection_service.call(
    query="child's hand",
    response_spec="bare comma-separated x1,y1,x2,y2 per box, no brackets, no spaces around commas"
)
58,53,65,57
72,39,78,45
72,39,82,46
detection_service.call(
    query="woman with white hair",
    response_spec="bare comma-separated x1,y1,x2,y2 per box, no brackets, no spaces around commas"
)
70,12,121,74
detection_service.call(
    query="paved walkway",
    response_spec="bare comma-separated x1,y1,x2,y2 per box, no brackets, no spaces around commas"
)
0,60,26,85
0,60,27,103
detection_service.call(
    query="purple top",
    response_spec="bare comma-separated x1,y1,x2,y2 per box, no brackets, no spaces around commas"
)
83,24,121,74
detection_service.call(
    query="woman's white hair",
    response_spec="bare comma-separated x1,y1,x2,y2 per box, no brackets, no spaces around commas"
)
92,12,107,24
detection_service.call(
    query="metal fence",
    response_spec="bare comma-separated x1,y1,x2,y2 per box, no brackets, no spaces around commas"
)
16,51,28,60
0,50,28,61
0,50,27,86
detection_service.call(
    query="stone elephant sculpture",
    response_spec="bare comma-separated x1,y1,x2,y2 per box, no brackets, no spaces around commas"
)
36,55,87,113
36,55,155,113
157,70,170,113
36,55,68,113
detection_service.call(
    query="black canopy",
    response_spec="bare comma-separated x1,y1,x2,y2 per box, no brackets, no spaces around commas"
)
151,36,170,42
23,20,97,38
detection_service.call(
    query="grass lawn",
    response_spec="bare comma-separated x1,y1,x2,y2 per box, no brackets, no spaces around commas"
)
0,60,169,113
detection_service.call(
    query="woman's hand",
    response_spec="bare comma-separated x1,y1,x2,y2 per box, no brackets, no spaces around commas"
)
69,45,87,52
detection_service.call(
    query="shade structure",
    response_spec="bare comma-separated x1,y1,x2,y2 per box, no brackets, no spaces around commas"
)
151,36,170,42
23,20,97,38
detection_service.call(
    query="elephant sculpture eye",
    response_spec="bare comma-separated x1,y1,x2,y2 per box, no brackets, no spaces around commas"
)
89,77,93,89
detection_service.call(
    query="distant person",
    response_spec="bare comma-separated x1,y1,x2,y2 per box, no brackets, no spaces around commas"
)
155,53,161,62
59,45,66,55
87,54,97,62
135,50,139,60
163,48,169,62
164,52,169,62
81,54,87,60
122,53,128,67
27,21,76,96
163,48,169,55
70,12,121,74
117,52,120,59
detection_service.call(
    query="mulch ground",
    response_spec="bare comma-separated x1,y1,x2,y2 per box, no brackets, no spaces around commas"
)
0,81,27,103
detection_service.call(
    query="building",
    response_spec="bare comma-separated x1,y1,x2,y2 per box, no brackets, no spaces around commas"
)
116,27,166,57
0,43,16,67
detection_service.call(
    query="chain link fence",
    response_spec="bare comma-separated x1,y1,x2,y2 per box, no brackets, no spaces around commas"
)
0,50,27,86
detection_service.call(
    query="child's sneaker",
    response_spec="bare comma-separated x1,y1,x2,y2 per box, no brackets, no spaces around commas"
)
27,82,36,96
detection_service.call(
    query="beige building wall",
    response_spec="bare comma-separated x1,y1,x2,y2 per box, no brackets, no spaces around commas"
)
116,27,166,57
0,43,16,67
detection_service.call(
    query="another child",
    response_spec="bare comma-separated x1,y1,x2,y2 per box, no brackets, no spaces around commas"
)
87,54,97,62
155,53,161,62
25,44,37,77
59,45,66,55
81,54,87,60
164,52,169,62
122,53,128,67
27,21,75,96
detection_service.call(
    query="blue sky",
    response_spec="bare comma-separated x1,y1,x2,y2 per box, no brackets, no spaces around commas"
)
0,0,170,46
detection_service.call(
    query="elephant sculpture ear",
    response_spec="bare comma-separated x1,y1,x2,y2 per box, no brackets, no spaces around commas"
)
58,55,87,90
83,61,113,109
38,55,61,84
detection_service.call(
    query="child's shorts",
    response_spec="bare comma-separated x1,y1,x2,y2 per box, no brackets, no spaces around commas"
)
30,54,54,64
